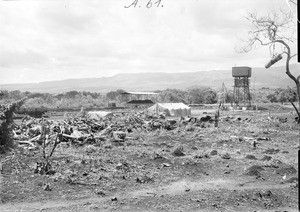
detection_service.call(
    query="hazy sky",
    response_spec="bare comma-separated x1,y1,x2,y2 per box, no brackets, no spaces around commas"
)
0,0,298,84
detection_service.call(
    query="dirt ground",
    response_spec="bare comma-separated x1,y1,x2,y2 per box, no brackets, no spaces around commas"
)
1,107,299,212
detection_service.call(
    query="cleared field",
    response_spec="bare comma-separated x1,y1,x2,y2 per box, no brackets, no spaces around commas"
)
1,105,299,212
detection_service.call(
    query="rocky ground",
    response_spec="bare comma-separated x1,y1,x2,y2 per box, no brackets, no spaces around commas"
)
0,106,299,212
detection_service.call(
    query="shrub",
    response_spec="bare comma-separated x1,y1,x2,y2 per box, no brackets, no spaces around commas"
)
0,99,25,152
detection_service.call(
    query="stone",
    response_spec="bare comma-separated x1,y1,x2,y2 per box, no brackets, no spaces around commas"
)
221,152,231,159
244,165,264,176
245,154,257,160
261,155,272,161
44,184,52,191
95,189,106,196
172,146,185,157
210,150,218,156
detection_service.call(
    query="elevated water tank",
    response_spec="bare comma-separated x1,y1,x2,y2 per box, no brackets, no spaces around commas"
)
232,66,252,77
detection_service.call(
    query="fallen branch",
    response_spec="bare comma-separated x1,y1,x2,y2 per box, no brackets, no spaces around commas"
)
17,140,36,147
28,135,41,143
62,134,78,139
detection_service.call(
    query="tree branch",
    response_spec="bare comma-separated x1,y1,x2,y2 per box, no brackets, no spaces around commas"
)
241,10,299,112
289,100,300,123
254,38,273,46
273,40,298,83
291,53,298,58
282,51,289,55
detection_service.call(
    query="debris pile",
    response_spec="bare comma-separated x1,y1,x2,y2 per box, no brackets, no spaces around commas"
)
12,111,218,149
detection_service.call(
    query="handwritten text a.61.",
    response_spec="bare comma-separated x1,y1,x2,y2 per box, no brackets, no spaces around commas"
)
124,0,163,8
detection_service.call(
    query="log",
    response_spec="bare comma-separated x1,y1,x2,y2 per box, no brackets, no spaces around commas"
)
28,135,42,142
17,140,35,147
62,134,78,139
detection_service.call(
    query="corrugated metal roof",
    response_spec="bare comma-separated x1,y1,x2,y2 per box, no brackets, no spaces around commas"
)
126,100,154,104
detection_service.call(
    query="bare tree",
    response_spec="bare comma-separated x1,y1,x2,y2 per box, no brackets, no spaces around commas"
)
237,8,299,122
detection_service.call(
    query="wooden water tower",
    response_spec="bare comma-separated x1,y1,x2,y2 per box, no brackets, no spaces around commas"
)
232,66,252,107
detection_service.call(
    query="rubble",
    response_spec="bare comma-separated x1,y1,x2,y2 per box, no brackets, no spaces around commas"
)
136,175,154,183
261,155,272,161
209,150,218,156
245,154,257,160
276,166,297,175
2,102,299,211
220,152,231,159
111,197,118,201
244,165,264,177
34,161,55,175
263,148,280,154
95,189,106,196
281,176,298,184
112,131,126,142
162,163,171,167
172,146,185,157
12,111,215,150
43,183,52,191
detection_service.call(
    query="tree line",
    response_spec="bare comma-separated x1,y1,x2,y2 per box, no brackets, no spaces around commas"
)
0,87,297,113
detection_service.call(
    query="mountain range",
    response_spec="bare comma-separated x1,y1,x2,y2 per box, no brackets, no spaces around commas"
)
1,64,299,93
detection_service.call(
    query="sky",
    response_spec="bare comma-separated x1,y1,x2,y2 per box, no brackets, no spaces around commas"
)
0,0,298,84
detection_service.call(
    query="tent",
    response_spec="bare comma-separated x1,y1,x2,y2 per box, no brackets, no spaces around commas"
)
147,103,191,117
87,111,113,120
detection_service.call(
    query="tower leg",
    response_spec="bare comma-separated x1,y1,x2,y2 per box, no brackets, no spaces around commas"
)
233,77,251,108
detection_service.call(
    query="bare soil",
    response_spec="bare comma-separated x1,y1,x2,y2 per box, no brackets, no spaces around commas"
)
1,108,299,212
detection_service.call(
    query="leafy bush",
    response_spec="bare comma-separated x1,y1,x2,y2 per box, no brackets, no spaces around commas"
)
0,99,25,152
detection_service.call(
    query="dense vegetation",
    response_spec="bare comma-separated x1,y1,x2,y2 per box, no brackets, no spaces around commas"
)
0,87,297,113
0,99,25,152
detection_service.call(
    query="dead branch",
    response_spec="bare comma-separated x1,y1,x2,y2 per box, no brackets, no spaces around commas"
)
62,134,79,139
291,54,298,58
28,135,41,143
17,140,36,147
238,10,296,53
289,0,297,5
238,9,300,114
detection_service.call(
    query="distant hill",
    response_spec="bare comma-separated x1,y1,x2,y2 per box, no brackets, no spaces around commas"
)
0,64,299,93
